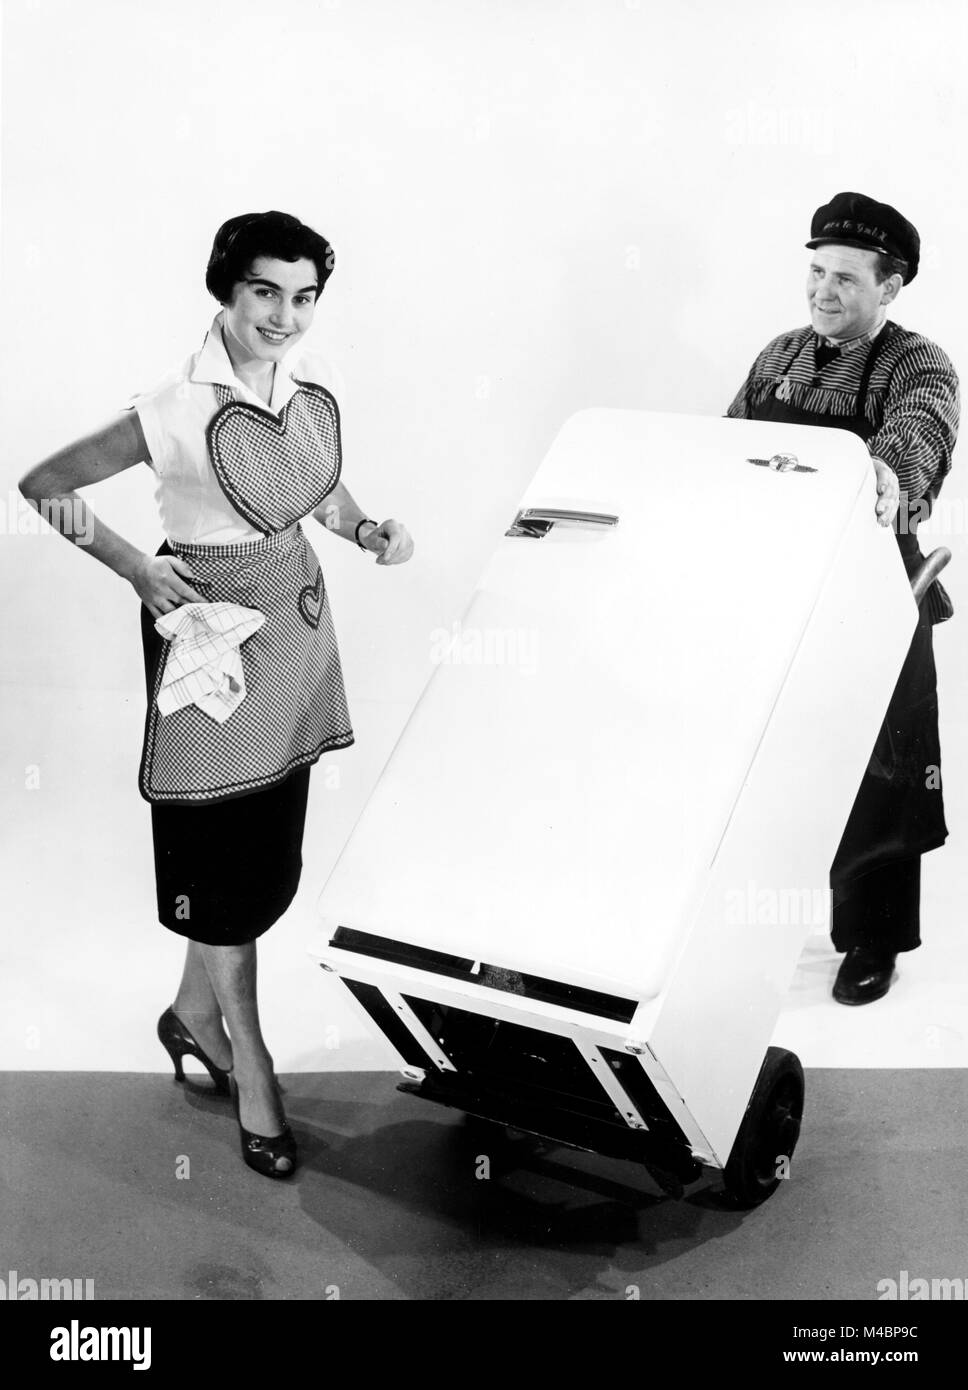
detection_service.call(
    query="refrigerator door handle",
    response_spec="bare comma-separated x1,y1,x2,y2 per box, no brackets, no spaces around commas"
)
506,506,620,538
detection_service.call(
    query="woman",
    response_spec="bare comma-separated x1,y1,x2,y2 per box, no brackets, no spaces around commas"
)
19,210,413,1179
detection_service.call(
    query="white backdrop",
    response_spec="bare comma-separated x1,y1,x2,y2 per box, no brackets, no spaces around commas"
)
3,0,968,1072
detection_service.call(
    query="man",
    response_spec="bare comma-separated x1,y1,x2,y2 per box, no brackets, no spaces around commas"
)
727,191,959,1005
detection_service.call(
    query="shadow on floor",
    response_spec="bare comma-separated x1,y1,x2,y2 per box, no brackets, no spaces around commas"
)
2,1069,965,1299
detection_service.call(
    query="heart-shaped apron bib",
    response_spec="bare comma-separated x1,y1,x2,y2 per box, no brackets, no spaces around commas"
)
140,380,353,804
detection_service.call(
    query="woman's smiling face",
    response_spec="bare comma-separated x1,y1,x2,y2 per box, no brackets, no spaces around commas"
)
221,255,319,366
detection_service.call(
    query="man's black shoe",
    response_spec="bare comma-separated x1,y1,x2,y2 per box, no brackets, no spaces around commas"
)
833,948,898,1005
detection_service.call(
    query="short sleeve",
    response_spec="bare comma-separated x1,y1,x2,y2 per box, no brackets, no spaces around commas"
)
121,359,189,475
124,390,170,474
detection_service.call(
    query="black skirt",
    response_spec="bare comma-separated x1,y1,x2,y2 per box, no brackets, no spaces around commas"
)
140,555,311,946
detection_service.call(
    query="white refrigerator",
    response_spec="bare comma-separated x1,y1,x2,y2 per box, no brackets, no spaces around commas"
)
310,409,923,1205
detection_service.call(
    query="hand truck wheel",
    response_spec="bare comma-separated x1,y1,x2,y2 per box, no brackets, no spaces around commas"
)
722,1046,804,1209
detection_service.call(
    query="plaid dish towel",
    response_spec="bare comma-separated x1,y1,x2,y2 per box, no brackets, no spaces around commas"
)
154,603,265,724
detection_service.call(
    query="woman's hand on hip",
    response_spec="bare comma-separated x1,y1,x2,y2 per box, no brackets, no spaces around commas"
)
364,519,414,566
131,554,205,618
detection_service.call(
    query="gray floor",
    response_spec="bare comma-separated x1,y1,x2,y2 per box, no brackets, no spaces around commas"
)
1,1069,965,1301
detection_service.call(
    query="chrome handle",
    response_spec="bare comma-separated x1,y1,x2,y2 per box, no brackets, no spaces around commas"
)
506,507,620,538
910,546,951,605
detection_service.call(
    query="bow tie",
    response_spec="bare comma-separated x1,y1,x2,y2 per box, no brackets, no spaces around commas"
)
814,340,842,370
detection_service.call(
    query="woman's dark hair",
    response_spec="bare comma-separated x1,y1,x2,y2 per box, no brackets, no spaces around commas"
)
206,211,334,303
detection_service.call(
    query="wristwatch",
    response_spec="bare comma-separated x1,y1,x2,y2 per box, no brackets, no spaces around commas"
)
355,518,378,550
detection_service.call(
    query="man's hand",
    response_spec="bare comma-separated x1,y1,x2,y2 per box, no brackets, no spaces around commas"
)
362,519,414,565
872,457,899,528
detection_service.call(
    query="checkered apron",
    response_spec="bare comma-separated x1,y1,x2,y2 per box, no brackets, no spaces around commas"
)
139,381,353,804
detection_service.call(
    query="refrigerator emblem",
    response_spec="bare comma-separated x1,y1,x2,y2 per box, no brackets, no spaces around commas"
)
746,453,817,474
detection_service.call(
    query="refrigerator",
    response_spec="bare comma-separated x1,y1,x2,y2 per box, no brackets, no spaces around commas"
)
310,409,923,1205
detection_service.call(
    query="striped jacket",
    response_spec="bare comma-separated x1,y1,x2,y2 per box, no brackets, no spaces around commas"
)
726,321,959,503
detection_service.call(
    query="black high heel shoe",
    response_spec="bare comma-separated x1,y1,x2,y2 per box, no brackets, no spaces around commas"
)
157,1006,232,1097
229,1076,298,1180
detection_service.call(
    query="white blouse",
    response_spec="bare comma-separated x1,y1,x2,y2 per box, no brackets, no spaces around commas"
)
125,311,343,544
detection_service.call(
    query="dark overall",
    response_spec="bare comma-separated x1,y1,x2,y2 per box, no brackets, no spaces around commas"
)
748,324,947,953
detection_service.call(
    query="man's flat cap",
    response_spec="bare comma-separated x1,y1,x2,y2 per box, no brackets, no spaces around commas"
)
806,191,919,283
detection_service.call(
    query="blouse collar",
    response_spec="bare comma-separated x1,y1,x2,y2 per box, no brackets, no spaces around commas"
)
189,312,302,412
